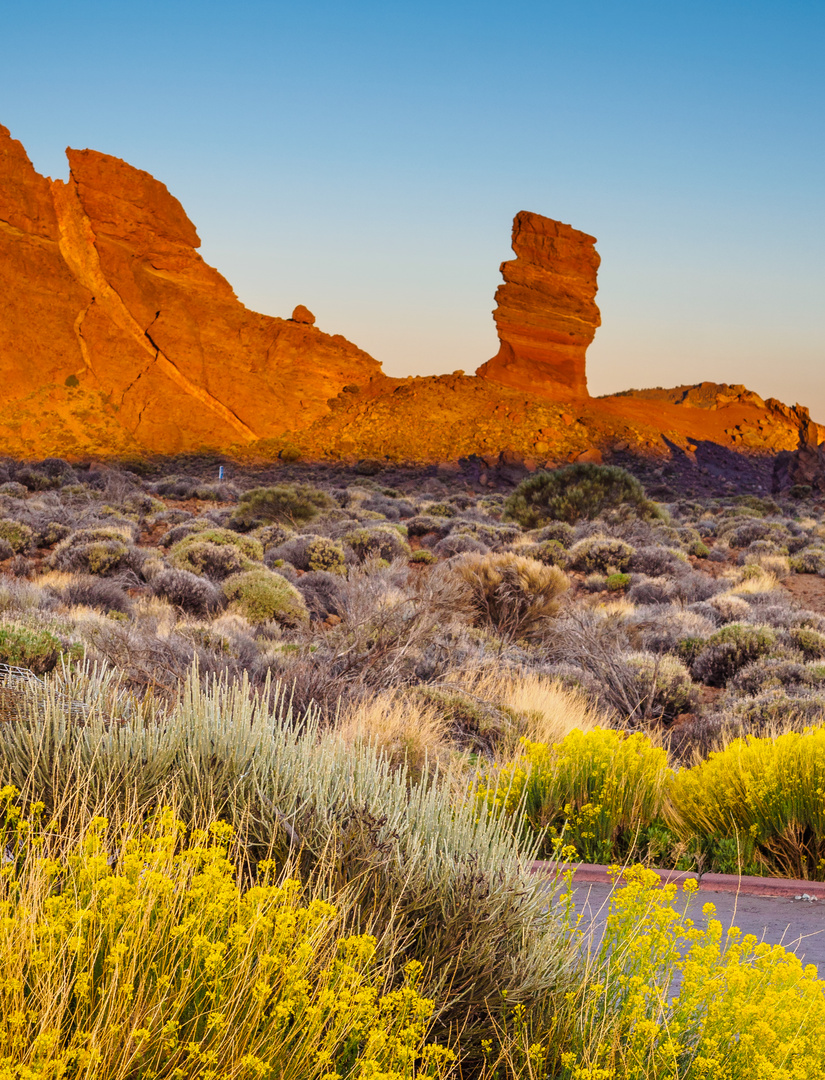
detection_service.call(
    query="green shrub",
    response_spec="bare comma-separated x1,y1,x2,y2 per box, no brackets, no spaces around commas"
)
223,568,309,626
692,623,778,687
566,535,635,573
169,528,263,580
787,626,825,660
0,519,33,553
521,539,568,568
790,547,825,574
622,651,697,721
504,464,662,527
691,540,710,558
452,551,568,640
50,527,136,576
344,526,411,562
605,572,631,592
232,484,333,528
410,549,438,564
0,622,82,674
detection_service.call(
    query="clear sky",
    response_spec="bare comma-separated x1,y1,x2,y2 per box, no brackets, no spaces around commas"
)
3,0,824,417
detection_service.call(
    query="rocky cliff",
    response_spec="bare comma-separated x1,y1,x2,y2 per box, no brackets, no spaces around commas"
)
0,124,820,472
475,211,599,398
0,126,382,456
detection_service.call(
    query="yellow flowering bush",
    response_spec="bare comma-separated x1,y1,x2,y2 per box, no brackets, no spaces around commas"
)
668,727,825,879
475,728,671,863
488,866,825,1079
0,803,453,1080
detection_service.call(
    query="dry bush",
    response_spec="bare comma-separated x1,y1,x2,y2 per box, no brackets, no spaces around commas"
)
451,551,568,641
334,692,450,777
457,667,606,757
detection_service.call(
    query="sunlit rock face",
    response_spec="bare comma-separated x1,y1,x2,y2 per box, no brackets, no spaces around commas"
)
476,211,599,399
0,125,382,456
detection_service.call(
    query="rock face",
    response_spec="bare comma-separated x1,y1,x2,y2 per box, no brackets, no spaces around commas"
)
0,126,381,456
773,418,825,495
476,211,599,399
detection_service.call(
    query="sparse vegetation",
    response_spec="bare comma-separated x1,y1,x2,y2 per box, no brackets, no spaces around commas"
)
0,454,822,1073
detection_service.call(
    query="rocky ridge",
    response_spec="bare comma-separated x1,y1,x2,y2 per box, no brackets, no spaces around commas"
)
0,123,822,477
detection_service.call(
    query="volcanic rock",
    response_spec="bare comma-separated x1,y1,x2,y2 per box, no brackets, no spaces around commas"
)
0,125,381,456
773,417,825,495
290,305,315,325
476,211,599,399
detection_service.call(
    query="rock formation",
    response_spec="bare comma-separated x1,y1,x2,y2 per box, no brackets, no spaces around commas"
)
0,124,820,474
0,125,381,456
476,211,599,399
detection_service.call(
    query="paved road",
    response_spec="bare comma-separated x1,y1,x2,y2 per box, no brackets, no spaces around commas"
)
561,879,825,976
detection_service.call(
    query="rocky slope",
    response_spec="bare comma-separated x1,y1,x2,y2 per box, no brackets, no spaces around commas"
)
1,123,821,477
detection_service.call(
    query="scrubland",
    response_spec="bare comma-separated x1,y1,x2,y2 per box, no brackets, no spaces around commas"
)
0,455,825,1076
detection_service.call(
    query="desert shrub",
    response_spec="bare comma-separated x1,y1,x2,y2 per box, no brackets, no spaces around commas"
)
270,534,346,574
718,689,825,735
566,536,634,574
532,520,575,547
344,526,411,563
790,547,825,574
605,572,631,592
0,539,12,561
627,576,677,605
0,671,574,1048
728,657,825,696
152,568,225,617
51,527,137,577
296,570,347,622
452,552,568,640
708,592,751,623
169,539,252,581
786,626,825,659
433,533,489,557
32,520,72,548
476,727,670,862
627,606,714,655
0,807,450,1078
231,484,333,528
627,544,684,577
223,568,309,626
691,622,777,686
405,515,450,540
519,539,567,568
169,528,262,580
158,519,211,547
61,575,133,615
421,501,456,518
409,549,438,564
0,518,33,553
0,621,81,674
253,522,295,551
621,651,697,721
722,519,776,547
669,728,825,878
504,464,662,527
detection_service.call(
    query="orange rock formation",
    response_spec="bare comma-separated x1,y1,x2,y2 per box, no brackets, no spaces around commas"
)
476,211,599,398
0,126,381,456
0,124,820,470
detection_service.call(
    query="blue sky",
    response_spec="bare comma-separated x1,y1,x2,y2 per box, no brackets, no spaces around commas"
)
3,0,824,416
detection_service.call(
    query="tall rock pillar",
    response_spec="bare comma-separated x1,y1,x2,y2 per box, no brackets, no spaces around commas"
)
476,211,600,399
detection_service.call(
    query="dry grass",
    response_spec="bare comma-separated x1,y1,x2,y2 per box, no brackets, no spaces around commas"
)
456,667,606,758
334,692,450,776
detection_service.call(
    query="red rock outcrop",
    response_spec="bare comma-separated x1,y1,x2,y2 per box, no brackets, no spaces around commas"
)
476,211,599,399
0,126,382,456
